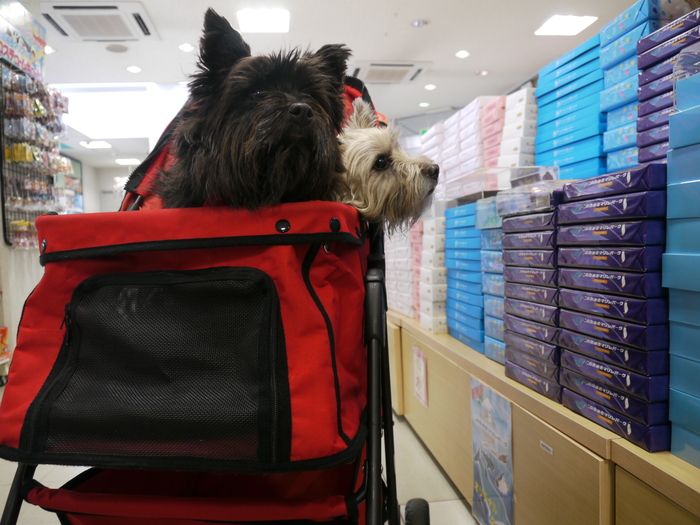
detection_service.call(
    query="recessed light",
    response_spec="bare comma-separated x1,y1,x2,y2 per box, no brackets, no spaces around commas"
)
411,19,429,28
419,102,430,108
424,84,437,91
106,44,128,53
237,8,290,33
44,45,55,55
455,50,470,59
179,43,195,53
80,140,112,149
535,15,598,36
115,158,142,166
475,70,489,76
126,66,142,73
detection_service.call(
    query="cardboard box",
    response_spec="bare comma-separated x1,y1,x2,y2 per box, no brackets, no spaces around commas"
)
447,306,484,331
537,72,604,107
498,136,536,157
503,266,558,288
503,249,557,268
604,56,638,89
447,287,484,308
506,86,537,111
446,296,484,319
420,265,447,285
506,347,560,381
445,249,480,261
504,330,560,364
446,215,476,229
669,104,700,149
600,77,639,113
556,220,665,246
603,123,637,153
536,136,605,167
503,230,557,249
538,46,599,85
638,55,680,85
558,246,663,272
421,249,446,268
420,281,447,302
501,120,538,141
637,124,669,148
449,268,484,284
638,25,700,69
536,59,602,97
539,34,600,78
480,249,503,273
502,211,557,233
504,104,538,127
504,297,559,326
557,328,669,375
446,227,480,239
639,141,669,162
421,312,448,334
607,102,639,130
485,336,506,364
638,8,700,53
670,423,700,469
638,73,674,102
480,228,503,250
536,122,606,154
505,282,559,306
638,90,675,117
600,21,664,70
537,92,600,127
537,108,605,145
601,0,689,46
505,362,562,401
482,272,505,296
558,268,663,298
504,313,559,343
607,147,639,171
446,258,482,272
669,388,700,434
669,353,700,398
557,191,667,224
485,314,505,341
484,294,505,319
668,142,700,184
421,299,447,317
667,186,700,219
557,287,668,325
446,202,477,217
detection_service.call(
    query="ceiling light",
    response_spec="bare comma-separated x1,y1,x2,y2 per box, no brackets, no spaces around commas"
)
237,8,290,33
455,50,470,59
424,84,437,91
126,66,142,73
115,158,142,166
475,70,489,76
535,15,598,36
179,43,195,53
79,140,112,149
106,44,128,53
44,45,55,55
411,20,429,28
419,102,430,108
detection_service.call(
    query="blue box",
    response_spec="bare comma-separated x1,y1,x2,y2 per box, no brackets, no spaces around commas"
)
539,34,600,78
671,423,700,469
446,215,476,229
669,288,700,325
638,73,674,102
604,57,638,89
669,388,700,434
562,162,666,201
639,141,669,162
538,93,601,126
668,179,700,217
506,362,562,402
447,286,484,307
607,147,639,171
637,106,673,132
446,258,482,272
447,317,485,345
485,314,505,341
505,330,560,364
485,336,506,364
607,102,639,130
670,320,700,363
450,328,485,353
446,249,482,261
559,309,669,350
446,227,481,239
663,253,700,291
480,228,503,250
538,47,599,86
538,73,604,107
503,266,558,288
480,249,503,273
537,106,605,144
447,307,484,331
668,218,700,250
449,269,484,285
670,354,700,398
637,124,669,148
475,197,502,230
559,245,664,272
484,294,504,319
603,123,637,152
557,156,609,179
669,104,700,149
600,21,663,70
600,77,639,112
638,9,700,54
536,137,605,167
668,142,700,184
505,282,559,306
537,59,603,97
601,0,680,46
482,272,505,296
446,297,483,320
557,220,665,246
506,347,560,381
638,90,675,117
445,237,481,250
445,202,477,218
536,123,606,154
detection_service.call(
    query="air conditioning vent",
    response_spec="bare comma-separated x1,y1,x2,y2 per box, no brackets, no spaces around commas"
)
40,1,159,42
350,61,430,84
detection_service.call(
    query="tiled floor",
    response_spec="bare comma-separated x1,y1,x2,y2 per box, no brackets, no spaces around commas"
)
0,385,476,524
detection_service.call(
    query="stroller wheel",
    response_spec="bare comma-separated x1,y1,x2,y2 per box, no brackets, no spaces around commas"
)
405,498,430,525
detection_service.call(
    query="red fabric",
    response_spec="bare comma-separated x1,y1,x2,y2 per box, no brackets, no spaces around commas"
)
0,203,367,466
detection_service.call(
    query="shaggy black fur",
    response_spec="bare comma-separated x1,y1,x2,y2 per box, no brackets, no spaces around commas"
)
158,8,351,209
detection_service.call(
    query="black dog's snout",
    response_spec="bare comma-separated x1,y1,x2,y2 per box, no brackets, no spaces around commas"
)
289,102,313,126
427,164,440,181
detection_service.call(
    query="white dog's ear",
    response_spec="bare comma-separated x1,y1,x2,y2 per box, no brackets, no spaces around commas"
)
349,99,377,130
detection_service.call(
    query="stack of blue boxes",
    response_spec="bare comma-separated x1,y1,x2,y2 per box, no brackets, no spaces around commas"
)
445,202,486,352
556,164,670,452
599,0,671,172
636,7,700,167
661,70,700,468
475,197,506,364
535,35,607,181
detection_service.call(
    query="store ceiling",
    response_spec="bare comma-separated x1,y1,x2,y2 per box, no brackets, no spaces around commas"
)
36,0,635,168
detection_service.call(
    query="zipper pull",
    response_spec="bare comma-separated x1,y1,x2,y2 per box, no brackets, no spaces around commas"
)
60,303,70,329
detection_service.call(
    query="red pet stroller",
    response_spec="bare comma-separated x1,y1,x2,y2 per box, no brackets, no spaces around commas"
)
0,80,429,525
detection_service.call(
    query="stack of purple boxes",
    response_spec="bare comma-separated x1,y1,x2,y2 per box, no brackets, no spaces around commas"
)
501,195,562,403
636,7,700,166
556,163,671,452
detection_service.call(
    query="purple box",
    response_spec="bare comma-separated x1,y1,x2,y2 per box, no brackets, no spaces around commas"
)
506,362,562,402
557,288,668,325
557,191,666,224
557,220,665,246
560,368,668,425
503,249,557,268
503,267,558,288
558,309,668,350
638,10,700,54
504,330,560,364
558,328,669,376
558,268,663,298
506,347,560,381
638,90,675,117
639,55,681,85
637,107,674,132
503,230,557,249
638,73,674,102
561,350,669,401
639,142,670,162
502,211,557,232
505,297,559,326
505,282,559,306
637,125,669,148
557,246,664,272
562,163,666,202
638,26,700,70
504,313,559,343
562,389,670,451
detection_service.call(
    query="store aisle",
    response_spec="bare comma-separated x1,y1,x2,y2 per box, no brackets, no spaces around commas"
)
0,387,476,524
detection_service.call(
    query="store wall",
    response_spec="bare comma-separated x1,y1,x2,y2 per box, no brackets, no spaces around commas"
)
96,167,132,212
81,164,100,213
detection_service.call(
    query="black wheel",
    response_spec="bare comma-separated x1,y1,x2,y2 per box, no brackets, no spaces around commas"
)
405,498,430,525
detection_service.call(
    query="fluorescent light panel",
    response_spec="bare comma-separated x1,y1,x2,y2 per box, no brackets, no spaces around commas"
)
237,9,290,33
535,15,598,36
115,158,142,165
80,140,111,149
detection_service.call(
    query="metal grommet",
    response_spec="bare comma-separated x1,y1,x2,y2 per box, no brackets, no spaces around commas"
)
323,243,330,254
275,219,291,233
40,239,48,253
329,218,341,232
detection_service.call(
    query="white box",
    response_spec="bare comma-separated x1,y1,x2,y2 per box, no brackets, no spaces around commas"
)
460,118,481,138
505,103,538,126
497,153,535,167
421,234,445,253
421,133,442,151
499,136,536,156
502,119,538,141
422,249,446,268
423,198,458,218
442,154,461,172
459,140,483,161
420,281,448,302
395,270,412,282
420,122,445,144
422,217,446,236
422,144,442,159
394,245,411,259
505,87,536,112
459,156,485,176
396,280,413,294
394,257,413,271
442,131,460,149
442,143,458,160
420,265,447,285
420,312,448,334
420,299,447,317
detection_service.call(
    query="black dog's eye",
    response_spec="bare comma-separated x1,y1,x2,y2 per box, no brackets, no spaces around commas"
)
250,91,263,100
374,155,390,171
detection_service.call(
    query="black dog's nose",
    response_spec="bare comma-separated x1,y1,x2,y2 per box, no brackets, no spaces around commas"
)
427,164,440,181
289,102,313,126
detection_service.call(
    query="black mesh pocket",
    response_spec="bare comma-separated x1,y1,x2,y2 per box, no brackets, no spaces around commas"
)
24,267,290,467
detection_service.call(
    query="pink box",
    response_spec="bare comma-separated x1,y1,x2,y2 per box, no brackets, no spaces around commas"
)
483,95,506,114
483,131,504,149
484,143,502,160
409,231,422,244
485,157,500,168
482,104,506,127
411,218,423,232
482,118,505,139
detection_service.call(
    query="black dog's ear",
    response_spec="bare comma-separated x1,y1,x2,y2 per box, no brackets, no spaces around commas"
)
197,8,251,83
310,44,351,87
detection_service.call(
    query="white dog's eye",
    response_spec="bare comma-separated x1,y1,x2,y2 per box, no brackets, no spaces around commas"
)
374,155,390,170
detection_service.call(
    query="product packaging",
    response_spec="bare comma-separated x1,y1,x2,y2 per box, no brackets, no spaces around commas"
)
480,250,503,273
557,288,668,325
606,148,639,172
446,215,476,229
637,125,669,148
446,297,483,320
600,77,640,112
485,315,505,341
447,317,483,345
537,93,600,127
503,266,558,288
449,269,482,284
636,104,672,132
557,191,667,224
485,336,506,364
539,34,600,78
502,211,557,232
600,21,664,70
447,287,484,308
482,272,505,296
503,249,557,268
536,59,602,97
557,245,664,272
446,258,482,272
503,313,559,343
603,123,637,153
484,294,505,319
421,312,448,334
447,307,484,331
480,229,503,250
505,362,562,402
504,330,560,364
446,202,477,218
638,73,674,102
638,8,700,53
445,249,480,261
558,268,663,298
496,181,565,217
502,230,557,249
638,90,675,117
475,197,503,230
505,297,559,326
604,57,638,89
537,71,604,107
638,25,700,69
556,220,665,246
505,282,559,306
639,142,670,163
639,55,681,86
445,237,481,250
420,281,448,302
601,0,690,46
506,347,560,381
607,102,639,130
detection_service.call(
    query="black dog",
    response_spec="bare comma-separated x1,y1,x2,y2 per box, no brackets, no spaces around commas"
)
158,8,351,209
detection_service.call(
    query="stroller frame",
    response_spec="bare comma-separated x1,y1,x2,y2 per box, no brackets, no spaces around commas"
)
0,220,402,525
